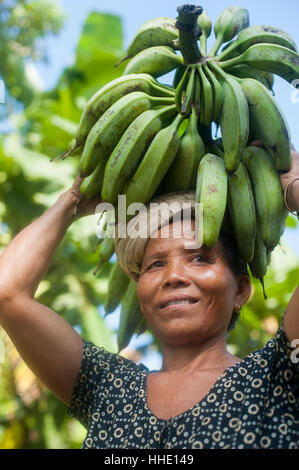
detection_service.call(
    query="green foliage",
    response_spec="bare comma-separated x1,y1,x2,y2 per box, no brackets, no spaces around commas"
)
0,7,125,449
0,0,65,107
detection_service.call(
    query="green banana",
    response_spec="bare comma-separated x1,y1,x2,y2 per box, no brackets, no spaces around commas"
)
117,280,143,352
104,261,130,316
93,237,115,276
101,104,177,204
210,6,250,56
204,63,223,123
249,212,268,300
165,106,205,192
198,10,212,53
123,46,183,78
218,24,298,61
266,249,273,267
220,207,235,238
79,91,174,177
206,141,224,159
79,158,106,199
209,61,249,172
220,43,299,85
65,74,175,158
198,65,213,126
242,146,288,251
225,64,271,89
260,71,275,92
181,66,196,116
124,17,179,60
124,113,184,211
196,153,228,248
173,64,187,88
175,66,190,113
135,315,148,337
240,78,291,172
214,137,224,151
193,68,201,116
227,162,256,263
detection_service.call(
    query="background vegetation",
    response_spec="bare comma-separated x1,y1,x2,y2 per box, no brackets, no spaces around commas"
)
0,0,298,448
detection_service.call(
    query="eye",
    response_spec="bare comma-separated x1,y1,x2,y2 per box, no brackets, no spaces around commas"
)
192,254,204,262
148,260,163,269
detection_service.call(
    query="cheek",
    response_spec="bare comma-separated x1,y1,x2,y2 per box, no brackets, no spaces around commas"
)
136,279,151,313
192,265,236,294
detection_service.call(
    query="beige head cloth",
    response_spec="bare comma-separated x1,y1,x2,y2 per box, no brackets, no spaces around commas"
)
114,191,198,283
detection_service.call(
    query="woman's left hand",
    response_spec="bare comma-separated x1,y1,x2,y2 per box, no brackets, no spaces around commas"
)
251,141,299,212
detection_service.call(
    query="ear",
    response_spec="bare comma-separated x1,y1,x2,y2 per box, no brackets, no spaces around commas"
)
234,275,252,310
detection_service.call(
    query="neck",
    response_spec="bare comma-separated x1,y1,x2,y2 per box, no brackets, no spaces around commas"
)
159,333,239,374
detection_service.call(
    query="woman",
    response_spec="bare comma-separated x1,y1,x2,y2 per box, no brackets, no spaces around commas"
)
0,144,298,449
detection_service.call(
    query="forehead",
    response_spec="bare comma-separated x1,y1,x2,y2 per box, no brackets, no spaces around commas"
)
148,218,196,246
144,218,222,258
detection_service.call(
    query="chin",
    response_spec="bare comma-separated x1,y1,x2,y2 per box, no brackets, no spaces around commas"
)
156,323,208,346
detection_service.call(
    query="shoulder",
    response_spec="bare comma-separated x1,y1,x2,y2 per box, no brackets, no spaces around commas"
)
81,338,149,378
229,318,299,395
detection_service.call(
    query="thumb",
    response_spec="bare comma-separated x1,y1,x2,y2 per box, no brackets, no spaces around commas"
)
71,175,84,191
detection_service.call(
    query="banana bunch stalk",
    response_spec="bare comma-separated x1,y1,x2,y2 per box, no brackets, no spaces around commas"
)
54,4,298,322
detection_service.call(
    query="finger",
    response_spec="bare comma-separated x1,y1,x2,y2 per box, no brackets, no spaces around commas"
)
72,175,84,188
70,177,85,198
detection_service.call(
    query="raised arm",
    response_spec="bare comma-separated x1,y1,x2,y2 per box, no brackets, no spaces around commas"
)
0,177,101,406
279,147,299,343
251,142,299,342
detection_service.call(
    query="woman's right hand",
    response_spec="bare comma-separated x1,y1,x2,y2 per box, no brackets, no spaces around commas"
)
58,176,103,221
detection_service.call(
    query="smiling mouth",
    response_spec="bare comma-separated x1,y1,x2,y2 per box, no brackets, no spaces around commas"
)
161,299,198,309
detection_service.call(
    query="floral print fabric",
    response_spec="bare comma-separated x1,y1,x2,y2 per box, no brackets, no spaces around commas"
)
67,319,299,449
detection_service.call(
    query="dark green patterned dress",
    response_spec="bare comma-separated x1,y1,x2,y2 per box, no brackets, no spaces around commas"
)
67,317,299,449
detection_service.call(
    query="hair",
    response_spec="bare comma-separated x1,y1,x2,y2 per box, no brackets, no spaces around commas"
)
218,230,250,332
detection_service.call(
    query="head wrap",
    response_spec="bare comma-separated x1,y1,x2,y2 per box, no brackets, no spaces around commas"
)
114,191,201,282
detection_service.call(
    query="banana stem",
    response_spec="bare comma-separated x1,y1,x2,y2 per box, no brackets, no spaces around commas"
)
209,33,224,57
176,5,204,64
217,42,235,61
218,55,241,69
50,144,78,162
150,96,175,106
208,59,227,81
200,34,207,54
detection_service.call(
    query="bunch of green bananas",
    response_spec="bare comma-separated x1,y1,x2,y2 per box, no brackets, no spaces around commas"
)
103,260,147,352
56,4,299,345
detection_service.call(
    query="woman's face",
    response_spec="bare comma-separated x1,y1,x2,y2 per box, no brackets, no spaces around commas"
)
137,219,250,347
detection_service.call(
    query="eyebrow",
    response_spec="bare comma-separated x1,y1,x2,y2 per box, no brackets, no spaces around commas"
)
142,246,211,264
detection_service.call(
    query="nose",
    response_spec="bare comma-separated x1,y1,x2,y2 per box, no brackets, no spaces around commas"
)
161,258,191,288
